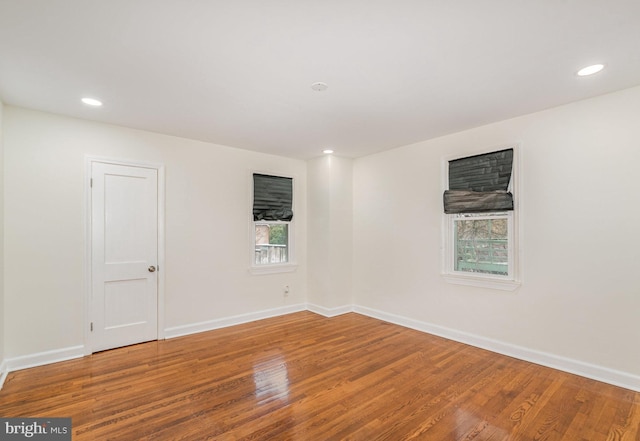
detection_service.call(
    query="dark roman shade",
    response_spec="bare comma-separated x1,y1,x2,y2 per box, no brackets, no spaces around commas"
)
443,148,514,214
253,174,293,221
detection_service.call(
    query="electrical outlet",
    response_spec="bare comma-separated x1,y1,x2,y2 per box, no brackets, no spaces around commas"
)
283,285,290,297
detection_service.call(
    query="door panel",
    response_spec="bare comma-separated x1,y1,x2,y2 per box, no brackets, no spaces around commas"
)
92,162,158,352
104,279,149,329
104,173,150,263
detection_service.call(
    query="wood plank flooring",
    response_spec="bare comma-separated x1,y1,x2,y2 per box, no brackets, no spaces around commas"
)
1,312,638,440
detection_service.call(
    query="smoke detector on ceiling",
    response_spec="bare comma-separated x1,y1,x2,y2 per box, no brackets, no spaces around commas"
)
311,82,328,92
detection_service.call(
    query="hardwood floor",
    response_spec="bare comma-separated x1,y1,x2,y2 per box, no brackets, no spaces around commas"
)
1,312,638,440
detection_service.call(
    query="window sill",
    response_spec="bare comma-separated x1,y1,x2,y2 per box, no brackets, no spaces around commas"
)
442,273,521,291
249,263,298,275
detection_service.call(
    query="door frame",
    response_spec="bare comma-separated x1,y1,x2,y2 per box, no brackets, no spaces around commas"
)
84,156,166,355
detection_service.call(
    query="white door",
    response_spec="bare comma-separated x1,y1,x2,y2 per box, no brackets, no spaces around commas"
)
91,162,159,352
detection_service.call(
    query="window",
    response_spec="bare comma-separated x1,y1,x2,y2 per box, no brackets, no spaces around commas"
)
453,212,511,276
254,223,288,264
251,173,296,273
443,148,519,290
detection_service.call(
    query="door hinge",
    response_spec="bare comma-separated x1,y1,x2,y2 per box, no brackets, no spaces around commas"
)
90,178,93,188
90,322,94,332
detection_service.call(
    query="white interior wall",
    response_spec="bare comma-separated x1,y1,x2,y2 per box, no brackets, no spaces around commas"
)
307,157,331,309
3,106,307,360
328,156,353,309
353,86,640,383
307,156,353,313
0,99,5,379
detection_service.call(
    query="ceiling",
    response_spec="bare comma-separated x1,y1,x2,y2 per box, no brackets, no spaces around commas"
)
1,1,639,160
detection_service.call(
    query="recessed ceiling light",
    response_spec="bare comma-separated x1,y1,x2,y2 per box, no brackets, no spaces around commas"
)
322,149,334,154
577,64,605,77
81,97,103,106
311,82,328,92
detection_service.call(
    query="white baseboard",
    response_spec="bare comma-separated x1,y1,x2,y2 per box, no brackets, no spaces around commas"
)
0,360,8,389
306,303,353,317
4,345,85,374
354,305,640,393
164,303,307,339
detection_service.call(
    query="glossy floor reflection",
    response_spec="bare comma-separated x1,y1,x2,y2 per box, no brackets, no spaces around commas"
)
253,354,290,404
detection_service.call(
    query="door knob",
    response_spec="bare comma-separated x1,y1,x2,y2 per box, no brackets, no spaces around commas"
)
148,266,156,273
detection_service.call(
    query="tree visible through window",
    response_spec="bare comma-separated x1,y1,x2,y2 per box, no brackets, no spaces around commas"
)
454,214,508,275
268,224,287,245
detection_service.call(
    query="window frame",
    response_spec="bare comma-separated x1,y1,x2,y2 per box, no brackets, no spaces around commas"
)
249,171,297,275
441,146,521,291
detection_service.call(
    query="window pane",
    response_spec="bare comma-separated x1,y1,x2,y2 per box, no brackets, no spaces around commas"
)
454,217,508,275
255,223,288,265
